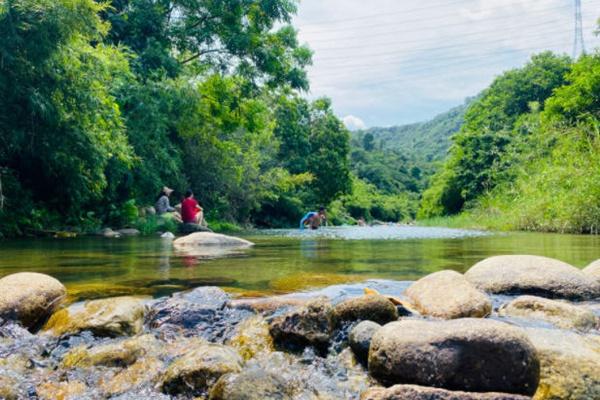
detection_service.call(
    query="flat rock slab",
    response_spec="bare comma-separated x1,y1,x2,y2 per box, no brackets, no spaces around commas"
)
465,255,600,300
173,232,253,247
499,295,598,332
362,385,532,400
0,272,66,330
405,270,491,319
368,319,539,396
522,328,600,400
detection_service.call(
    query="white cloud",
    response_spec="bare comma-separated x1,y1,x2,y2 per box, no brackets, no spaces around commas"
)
342,115,367,131
293,0,600,126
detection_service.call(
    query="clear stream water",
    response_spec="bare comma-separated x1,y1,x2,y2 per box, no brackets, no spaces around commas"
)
1,226,600,302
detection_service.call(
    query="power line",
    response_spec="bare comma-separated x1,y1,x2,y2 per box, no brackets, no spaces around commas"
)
301,1,581,35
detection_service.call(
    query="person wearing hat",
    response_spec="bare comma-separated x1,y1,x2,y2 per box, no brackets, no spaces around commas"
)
155,186,181,221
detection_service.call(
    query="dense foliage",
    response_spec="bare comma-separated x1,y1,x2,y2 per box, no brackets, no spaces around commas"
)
0,0,351,235
419,51,600,233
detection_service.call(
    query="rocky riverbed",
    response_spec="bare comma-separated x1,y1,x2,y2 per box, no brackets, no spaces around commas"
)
0,254,599,399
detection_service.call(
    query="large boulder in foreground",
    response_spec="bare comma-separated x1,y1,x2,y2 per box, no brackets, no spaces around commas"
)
405,270,491,319
173,232,253,247
209,368,292,400
161,344,243,396
522,328,600,400
499,295,598,332
465,255,600,300
368,319,539,396
0,272,66,330
269,297,333,353
44,296,146,337
333,294,398,326
361,385,532,400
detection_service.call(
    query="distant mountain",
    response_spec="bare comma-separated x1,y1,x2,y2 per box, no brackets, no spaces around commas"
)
354,100,471,162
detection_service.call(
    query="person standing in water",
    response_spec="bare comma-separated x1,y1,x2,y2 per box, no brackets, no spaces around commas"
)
300,207,327,230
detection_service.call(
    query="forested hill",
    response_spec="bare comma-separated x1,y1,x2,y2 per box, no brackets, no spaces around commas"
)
353,101,470,162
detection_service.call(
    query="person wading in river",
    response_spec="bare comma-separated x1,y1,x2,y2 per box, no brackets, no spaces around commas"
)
300,207,327,230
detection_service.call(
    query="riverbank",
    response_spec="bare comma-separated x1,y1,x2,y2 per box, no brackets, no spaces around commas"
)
0,254,599,399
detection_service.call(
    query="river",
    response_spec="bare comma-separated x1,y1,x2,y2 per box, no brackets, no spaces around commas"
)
1,226,599,302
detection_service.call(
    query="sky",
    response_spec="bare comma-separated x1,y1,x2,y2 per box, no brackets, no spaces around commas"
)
292,0,600,129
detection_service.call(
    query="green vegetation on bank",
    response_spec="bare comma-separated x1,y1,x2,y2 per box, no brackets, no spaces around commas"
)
420,51,600,233
0,0,353,236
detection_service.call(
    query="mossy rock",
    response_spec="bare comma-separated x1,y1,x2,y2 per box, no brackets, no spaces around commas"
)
62,334,159,368
227,315,274,360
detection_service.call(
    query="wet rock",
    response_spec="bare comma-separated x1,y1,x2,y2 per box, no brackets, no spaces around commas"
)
100,227,121,238
0,272,66,330
61,334,159,368
209,367,292,400
583,259,600,281
465,255,600,300
116,228,141,236
227,315,274,360
173,232,253,247
405,270,492,319
161,343,243,396
349,321,381,365
230,296,309,314
361,385,532,400
269,297,334,353
522,328,600,400
0,374,18,400
44,296,146,337
499,295,599,332
36,380,87,400
333,294,399,326
369,319,540,396
179,223,212,234
101,357,164,396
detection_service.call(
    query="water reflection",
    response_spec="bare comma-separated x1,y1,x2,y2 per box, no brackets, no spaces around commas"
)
0,228,599,301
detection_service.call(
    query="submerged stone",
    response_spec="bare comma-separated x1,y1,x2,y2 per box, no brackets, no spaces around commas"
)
405,270,492,319
368,319,540,396
101,357,164,397
269,297,334,353
44,296,147,337
209,367,292,400
333,294,399,326
36,380,87,400
465,255,600,300
499,295,599,332
227,315,274,360
161,343,243,396
173,232,253,247
361,385,532,400
0,272,66,330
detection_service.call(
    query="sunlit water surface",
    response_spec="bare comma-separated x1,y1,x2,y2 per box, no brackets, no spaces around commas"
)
1,226,599,302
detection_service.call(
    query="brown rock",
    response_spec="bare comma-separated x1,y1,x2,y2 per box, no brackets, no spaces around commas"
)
368,319,540,396
333,294,399,326
465,255,600,300
405,270,492,319
361,385,532,400
0,272,66,330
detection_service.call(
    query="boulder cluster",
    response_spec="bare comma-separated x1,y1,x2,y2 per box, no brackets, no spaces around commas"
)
0,254,598,399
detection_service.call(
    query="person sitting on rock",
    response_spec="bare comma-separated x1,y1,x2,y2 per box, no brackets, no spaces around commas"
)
181,189,204,225
155,186,181,222
300,207,327,230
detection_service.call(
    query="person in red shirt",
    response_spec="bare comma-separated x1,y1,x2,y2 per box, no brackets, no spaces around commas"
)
181,190,203,224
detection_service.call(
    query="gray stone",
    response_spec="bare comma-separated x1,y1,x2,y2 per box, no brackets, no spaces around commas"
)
465,255,600,300
583,259,600,281
209,367,292,400
173,232,253,247
405,270,492,319
116,228,141,236
0,272,66,330
349,320,381,365
368,319,539,396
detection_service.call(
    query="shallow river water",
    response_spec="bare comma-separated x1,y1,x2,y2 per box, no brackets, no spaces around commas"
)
1,226,600,302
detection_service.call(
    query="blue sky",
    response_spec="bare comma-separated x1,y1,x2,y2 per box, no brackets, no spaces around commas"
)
293,0,600,129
